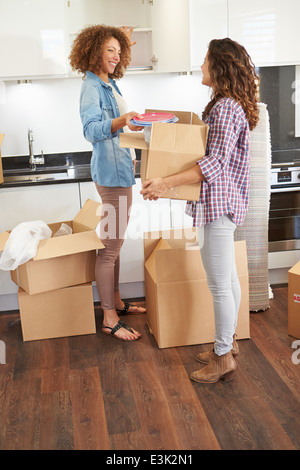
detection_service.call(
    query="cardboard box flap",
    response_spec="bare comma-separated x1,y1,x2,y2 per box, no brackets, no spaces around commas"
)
150,122,207,155
34,230,104,261
73,199,101,231
0,231,10,252
145,237,206,283
289,261,300,275
234,241,248,275
144,231,248,284
145,239,171,282
144,227,198,260
120,132,147,150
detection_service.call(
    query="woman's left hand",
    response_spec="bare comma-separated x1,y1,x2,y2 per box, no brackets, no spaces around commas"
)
120,26,136,46
125,111,144,131
140,178,168,200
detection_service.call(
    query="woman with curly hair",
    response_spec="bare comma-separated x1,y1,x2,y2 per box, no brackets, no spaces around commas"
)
69,25,145,341
141,38,259,382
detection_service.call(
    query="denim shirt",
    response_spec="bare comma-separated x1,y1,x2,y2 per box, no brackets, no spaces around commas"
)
80,71,135,187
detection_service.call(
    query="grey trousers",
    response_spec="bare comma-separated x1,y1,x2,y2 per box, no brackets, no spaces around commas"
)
199,215,241,356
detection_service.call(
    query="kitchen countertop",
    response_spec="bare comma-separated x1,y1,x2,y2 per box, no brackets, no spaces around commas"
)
0,150,141,188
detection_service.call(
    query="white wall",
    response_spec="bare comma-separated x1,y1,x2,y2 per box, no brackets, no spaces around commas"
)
0,72,210,157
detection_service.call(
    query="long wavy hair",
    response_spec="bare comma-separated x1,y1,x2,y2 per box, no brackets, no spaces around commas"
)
69,25,131,80
203,38,259,130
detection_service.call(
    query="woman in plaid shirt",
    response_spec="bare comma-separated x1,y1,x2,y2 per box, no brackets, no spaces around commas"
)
141,38,259,384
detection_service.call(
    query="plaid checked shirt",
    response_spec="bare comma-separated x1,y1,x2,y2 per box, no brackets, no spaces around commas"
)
185,97,250,226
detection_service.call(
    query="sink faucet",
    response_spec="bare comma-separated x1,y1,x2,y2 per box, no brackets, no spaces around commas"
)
28,129,45,169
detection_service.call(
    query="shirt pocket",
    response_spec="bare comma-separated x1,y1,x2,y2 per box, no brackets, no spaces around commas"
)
102,104,114,120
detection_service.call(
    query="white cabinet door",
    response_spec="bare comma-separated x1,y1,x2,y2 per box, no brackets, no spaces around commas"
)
0,183,81,295
67,0,191,74
67,0,153,73
189,0,228,71
151,0,191,73
67,0,151,35
79,180,171,283
228,0,300,66
0,0,69,79
170,200,193,228
120,179,171,283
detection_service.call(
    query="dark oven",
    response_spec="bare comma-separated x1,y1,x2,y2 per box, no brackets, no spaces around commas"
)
269,150,300,252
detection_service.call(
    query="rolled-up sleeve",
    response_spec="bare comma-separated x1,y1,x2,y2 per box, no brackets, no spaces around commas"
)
198,103,240,185
80,83,113,143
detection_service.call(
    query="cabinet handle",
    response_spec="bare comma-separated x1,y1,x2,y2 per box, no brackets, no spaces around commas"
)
151,55,158,65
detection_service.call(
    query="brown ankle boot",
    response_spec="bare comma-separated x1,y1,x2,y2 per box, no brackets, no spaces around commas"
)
196,334,239,365
190,351,236,384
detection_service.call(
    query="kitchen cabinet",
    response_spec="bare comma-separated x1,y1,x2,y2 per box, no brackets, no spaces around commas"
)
79,180,171,284
66,0,190,74
0,183,81,296
228,0,300,66
0,0,69,80
189,0,228,71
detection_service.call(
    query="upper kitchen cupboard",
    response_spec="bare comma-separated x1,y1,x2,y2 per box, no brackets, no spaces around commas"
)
228,0,300,66
66,0,191,74
189,0,228,71
0,0,69,80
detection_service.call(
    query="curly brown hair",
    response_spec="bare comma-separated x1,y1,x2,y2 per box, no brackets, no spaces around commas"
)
69,24,131,79
203,38,260,130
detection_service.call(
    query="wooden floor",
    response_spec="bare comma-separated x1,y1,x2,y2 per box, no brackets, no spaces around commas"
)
0,286,299,451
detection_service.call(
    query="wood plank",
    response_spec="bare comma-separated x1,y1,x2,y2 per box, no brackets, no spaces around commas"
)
250,313,300,401
39,391,73,450
126,360,185,450
69,367,110,450
4,377,41,450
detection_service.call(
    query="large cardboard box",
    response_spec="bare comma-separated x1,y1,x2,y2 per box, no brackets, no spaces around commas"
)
144,228,250,348
0,134,4,184
120,109,208,201
288,262,300,339
18,283,96,341
0,199,104,295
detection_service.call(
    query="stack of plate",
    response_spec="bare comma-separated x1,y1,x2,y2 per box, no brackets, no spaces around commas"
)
130,112,179,127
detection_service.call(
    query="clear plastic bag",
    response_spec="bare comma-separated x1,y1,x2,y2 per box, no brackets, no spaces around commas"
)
53,223,72,237
0,220,52,271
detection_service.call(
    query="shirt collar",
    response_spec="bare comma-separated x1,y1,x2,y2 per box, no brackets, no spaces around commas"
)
86,71,113,88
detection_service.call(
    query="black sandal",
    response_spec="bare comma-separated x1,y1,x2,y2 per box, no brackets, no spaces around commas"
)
102,320,139,340
116,300,145,316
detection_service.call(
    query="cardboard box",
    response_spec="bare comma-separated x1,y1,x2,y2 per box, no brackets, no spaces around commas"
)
120,109,209,201
288,262,300,339
0,199,104,295
18,283,96,341
144,228,250,348
0,134,4,184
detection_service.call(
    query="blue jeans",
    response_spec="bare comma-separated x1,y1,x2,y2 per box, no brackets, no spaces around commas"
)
198,215,241,356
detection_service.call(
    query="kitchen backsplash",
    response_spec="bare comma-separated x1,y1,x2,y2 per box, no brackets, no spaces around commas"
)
0,72,210,157
259,65,300,151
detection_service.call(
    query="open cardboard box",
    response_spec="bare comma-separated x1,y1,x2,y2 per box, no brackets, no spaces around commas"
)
120,109,209,201
144,228,250,348
18,282,96,341
0,199,104,295
0,134,4,184
288,262,300,339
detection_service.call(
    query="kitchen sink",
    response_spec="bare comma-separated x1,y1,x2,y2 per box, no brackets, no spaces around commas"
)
2,164,91,185
3,172,68,184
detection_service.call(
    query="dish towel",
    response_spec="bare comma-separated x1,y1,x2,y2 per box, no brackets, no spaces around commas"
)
235,103,272,311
